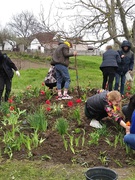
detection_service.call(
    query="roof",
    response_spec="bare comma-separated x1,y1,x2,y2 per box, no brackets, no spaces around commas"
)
30,32,56,44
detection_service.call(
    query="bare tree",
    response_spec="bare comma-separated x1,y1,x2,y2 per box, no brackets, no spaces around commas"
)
61,0,135,51
8,11,40,50
0,27,12,50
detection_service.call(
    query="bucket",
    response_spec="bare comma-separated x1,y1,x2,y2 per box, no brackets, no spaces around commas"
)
85,167,118,180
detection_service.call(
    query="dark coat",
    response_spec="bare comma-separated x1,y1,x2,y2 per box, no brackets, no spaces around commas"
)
86,90,108,117
0,54,18,79
116,40,134,75
100,49,121,70
52,42,74,67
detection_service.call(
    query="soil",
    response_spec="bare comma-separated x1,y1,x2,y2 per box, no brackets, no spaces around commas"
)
0,87,134,170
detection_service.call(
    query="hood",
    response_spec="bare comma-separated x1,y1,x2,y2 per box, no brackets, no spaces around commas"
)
121,40,131,52
58,41,64,45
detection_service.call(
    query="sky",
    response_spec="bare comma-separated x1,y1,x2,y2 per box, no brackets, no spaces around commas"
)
0,0,62,27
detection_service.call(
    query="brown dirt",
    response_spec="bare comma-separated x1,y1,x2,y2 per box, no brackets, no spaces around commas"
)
0,88,134,170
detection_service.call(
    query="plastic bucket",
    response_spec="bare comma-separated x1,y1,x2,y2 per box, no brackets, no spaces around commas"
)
85,167,118,180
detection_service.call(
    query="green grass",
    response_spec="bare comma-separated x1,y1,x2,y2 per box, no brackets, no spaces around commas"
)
12,55,103,94
0,160,87,180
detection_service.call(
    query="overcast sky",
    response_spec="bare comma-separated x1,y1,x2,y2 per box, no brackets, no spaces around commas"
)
0,0,62,27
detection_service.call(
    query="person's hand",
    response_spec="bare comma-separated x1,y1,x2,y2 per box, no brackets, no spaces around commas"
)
121,55,125,58
74,51,77,56
125,126,130,134
16,70,20,77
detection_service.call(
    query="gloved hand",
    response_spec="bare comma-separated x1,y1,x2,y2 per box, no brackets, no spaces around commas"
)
16,70,20,77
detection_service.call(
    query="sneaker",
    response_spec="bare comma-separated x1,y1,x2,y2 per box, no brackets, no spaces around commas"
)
62,94,73,100
57,95,63,100
90,119,102,129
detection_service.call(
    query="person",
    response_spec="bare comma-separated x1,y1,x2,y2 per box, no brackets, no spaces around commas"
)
124,110,135,150
122,94,135,123
0,51,20,103
100,45,121,91
44,65,57,89
44,65,65,90
114,40,134,95
52,40,77,100
85,90,128,129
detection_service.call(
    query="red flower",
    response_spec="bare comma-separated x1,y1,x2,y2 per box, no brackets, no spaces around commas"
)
76,99,81,103
46,107,51,111
45,100,51,105
67,101,73,107
40,90,45,95
42,82,45,86
127,86,131,91
8,99,13,104
9,106,14,111
126,92,130,97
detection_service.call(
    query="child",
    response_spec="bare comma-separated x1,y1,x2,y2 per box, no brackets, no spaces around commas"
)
44,66,57,90
44,66,65,91
85,90,128,129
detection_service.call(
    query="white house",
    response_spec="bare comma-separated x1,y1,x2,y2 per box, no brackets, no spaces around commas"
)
28,38,44,53
0,40,16,51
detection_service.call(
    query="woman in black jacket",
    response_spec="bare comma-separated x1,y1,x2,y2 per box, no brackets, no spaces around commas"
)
0,51,20,103
100,45,121,91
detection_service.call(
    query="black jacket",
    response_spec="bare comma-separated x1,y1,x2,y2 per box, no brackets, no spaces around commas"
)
116,40,134,75
86,90,108,116
100,49,121,70
0,54,18,79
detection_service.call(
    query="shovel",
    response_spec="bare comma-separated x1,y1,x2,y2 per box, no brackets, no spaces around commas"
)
75,55,81,97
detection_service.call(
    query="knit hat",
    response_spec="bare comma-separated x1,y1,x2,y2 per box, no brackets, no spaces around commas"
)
64,41,72,48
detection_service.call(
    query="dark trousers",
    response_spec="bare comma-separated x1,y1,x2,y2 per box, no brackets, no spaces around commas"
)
101,67,116,91
0,76,12,102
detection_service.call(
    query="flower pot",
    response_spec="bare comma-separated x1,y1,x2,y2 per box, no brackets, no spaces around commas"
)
85,167,118,180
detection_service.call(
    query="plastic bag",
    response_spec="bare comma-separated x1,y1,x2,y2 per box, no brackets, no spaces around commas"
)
125,71,133,81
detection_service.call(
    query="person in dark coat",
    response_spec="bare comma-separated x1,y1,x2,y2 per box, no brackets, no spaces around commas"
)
0,51,20,103
52,41,77,100
122,94,135,123
100,45,121,91
85,90,128,130
114,40,134,95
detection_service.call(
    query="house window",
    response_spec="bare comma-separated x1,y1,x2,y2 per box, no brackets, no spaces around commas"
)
38,46,41,50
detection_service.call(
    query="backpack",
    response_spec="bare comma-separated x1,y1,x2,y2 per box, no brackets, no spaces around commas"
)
44,66,57,84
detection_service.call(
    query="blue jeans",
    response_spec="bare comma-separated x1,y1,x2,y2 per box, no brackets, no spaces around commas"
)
55,64,70,90
124,134,135,150
114,73,126,95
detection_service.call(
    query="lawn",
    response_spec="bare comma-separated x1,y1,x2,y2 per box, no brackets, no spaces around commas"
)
0,55,135,180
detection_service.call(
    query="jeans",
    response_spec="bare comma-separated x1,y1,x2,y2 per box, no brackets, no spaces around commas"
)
114,73,126,95
124,134,135,150
55,64,70,90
